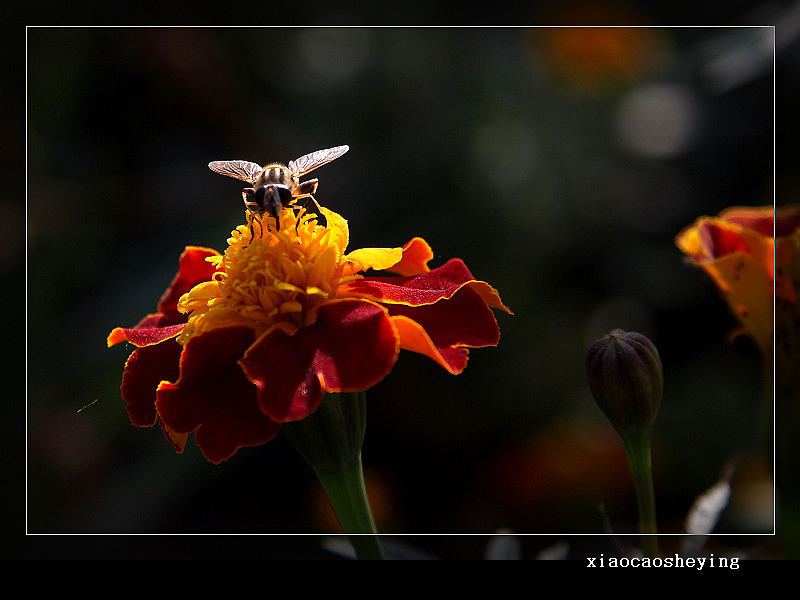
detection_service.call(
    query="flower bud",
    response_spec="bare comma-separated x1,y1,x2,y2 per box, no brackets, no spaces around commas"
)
585,329,663,435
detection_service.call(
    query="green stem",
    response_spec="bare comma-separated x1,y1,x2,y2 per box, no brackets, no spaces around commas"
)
622,429,659,558
282,391,385,560
313,457,385,560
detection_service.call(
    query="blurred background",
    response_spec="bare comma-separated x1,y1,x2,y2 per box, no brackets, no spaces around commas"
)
18,5,799,559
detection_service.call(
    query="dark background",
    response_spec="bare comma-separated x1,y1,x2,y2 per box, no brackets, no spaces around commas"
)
18,5,799,559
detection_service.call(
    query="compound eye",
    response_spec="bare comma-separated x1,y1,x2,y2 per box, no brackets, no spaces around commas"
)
277,186,293,204
256,184,292,208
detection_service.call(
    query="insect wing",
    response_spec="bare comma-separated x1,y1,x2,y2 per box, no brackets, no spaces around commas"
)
208,160,263,184
288,145,349,178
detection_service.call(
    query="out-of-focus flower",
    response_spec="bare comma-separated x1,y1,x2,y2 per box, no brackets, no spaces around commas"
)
527,7,667,94
675,205,800,372
677,205,800,557
486,417,631,527
108,207,511,464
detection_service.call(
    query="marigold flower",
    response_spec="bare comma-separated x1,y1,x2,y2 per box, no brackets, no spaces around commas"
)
108,207,511,463
677,205,800,555
530,20,665,93
675,205,800,368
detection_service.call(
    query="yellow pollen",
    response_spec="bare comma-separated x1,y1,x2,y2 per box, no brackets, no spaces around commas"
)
177,208,356,344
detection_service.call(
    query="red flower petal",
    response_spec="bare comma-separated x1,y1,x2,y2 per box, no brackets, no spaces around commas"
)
108,247,219,348
719,205,800,238
698,221,752,259
774,205,800,237
240,299,400,423
391,315,470,374
108,321,186,347
387,284,501,374
342,258,511,312
155,326,281,464
157,246,221,317
721,210,775,237
120,338,183,426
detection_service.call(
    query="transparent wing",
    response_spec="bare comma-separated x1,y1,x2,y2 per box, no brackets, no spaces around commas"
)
288,145,349,178
208,160,263,184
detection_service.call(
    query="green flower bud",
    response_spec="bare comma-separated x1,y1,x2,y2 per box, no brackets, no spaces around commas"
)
585,329,663,436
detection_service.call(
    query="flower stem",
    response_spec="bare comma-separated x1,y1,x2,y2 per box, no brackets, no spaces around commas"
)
282,391,385,560
313,456,385,560
621,429,659,558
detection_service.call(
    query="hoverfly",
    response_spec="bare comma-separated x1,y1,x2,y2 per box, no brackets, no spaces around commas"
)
209,145,349,238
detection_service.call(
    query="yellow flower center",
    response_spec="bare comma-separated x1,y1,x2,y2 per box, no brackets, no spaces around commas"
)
176,208,360,344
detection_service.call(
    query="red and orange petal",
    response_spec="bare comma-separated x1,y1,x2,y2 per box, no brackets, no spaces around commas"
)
120,338,183,427
108,320,186,348
239,299,400,423
342,237,433,278
722,205,800,239
157,246,222,316
109,230,510,462
107,245,221,348
342,258,511,313
675,215,764,267
386,283,503,374
386,237,434,276
155,326,281,464
675,205,800,359
676,205,800,273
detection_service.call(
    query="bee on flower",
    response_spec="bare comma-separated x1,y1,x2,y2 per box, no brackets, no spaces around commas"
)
108,151,511,464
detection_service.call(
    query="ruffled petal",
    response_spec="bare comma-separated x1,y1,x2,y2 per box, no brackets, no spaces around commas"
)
239,299,400,423
694,251,773,345
107,320,186,347
344,247,404,274
387,284,501,374
157,246,222,316
386,237,434,276
342,237,434,277
676,205,800,361
320,208,349,252
107,246,221,347
155,326,281,464
341,258,512,313
720,205,798,237
120,338,183,427
390,315,470,374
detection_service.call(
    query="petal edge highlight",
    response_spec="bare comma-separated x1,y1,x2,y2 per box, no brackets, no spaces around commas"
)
341,258,512,313
155,326,281,464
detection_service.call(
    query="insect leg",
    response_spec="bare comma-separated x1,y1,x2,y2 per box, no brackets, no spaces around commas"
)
242,188,259,212
296,194,327,227
295,179,319,196
293,180,326,227
241,188,259,242
240,188,267,242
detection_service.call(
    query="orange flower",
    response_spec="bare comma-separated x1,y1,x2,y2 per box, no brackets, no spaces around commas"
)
536,26,662,92
675,205,800,369
108,207,511,463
